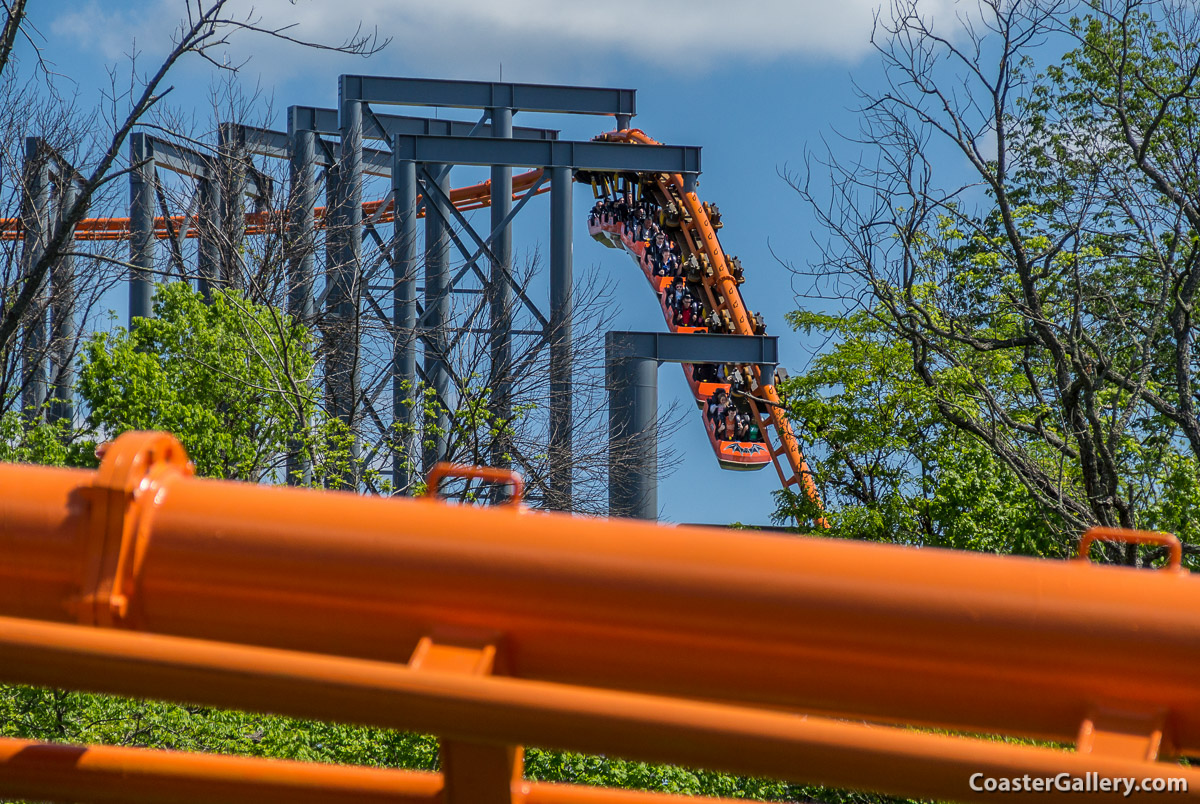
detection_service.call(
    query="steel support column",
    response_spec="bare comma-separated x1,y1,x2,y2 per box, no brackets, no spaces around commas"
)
286,128,316,322
20,139,49,417
217,124,245,290
48,177,76,424
285,127,317,486
196,178,220,302
338,97,364,478
607,348,657,521
549,165,573,510
392,157,418,491
423,164,452,471
324,160,360,484
488,106,513,484
129,134,155,323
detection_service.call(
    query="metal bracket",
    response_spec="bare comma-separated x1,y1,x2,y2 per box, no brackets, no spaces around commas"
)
80,432,193,628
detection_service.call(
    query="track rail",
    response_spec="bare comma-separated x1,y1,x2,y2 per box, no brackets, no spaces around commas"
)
0,170,548,241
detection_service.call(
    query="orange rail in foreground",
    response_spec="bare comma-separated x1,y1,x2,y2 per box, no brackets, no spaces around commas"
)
0,430,1197,802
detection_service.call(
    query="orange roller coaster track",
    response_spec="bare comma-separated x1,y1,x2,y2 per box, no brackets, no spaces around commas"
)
0,430,1197,803
0,169,548,241
592,129,824,521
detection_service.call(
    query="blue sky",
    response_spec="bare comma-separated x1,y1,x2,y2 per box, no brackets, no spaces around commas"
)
20,0,957,525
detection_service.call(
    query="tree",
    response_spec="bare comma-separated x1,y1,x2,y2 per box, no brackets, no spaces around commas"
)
0,1,383,423
78,281,319,482
786,0,1200,565
776,307,1068,556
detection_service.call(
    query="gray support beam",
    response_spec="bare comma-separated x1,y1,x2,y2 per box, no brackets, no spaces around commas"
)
611,332,779,369
49,176,76,424
129,133,156,323
287,128,316,322
289,105,559,141
488,106,513,483
285,127,317,487
337,95,364,479
422,164,452,472
196,177,220,301
323,160,360,484
20,138,49,416
217,123,245,290
549,164,573,510
607,347,657,521
392,157,418,491
392,135,700,175
340,75,635,118
605,332,779,521
340,95,364,298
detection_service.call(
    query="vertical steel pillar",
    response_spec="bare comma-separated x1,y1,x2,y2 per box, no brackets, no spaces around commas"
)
337,96,364,476
217,124,245,291
48,176,76,424
616,113,633,131
129,133,155,323
287,128,316,322
606,339,658,520
285,125,317,486
488,106,514,485
323,160,357,485
549,165,574,510
196,177,220,302
423,164,452,472
392,155,418,492
20,138,49,417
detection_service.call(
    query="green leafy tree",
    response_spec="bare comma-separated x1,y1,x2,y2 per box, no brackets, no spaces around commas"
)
778,308,1065,556
78,282,317,482
787,0,1200,565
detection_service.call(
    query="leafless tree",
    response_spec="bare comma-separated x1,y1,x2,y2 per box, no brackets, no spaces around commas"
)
789,0,1200,560
0,1,384,425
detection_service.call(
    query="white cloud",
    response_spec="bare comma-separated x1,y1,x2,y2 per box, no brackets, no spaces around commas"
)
50,0,962,88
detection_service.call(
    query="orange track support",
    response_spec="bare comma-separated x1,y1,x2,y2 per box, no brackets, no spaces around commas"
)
1,431,1199,802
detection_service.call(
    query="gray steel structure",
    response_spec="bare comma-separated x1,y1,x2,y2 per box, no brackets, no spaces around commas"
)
337,75,705,510
127,132,271,318
20,138,83,424
88,75,789,518
606,332,778,521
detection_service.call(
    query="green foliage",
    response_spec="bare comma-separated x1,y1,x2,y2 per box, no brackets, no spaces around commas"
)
0,410,91,468
777,308,1065,556
77,282,316,481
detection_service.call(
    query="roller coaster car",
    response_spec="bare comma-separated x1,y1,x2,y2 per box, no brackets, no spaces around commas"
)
701,411,771,471
588,219,622,249
684,363,730,408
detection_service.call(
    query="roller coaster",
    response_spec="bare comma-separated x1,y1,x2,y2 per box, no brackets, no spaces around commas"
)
3,75,1199,803
6,126,824,517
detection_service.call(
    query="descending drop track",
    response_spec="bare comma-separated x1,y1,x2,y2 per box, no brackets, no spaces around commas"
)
587,130,823,521
11,127,824,521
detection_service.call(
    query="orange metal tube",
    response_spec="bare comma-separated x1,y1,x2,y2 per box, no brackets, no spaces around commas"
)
2,433,1200,755
0,616,1195,803
0,736,440,804
0,737,733,804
